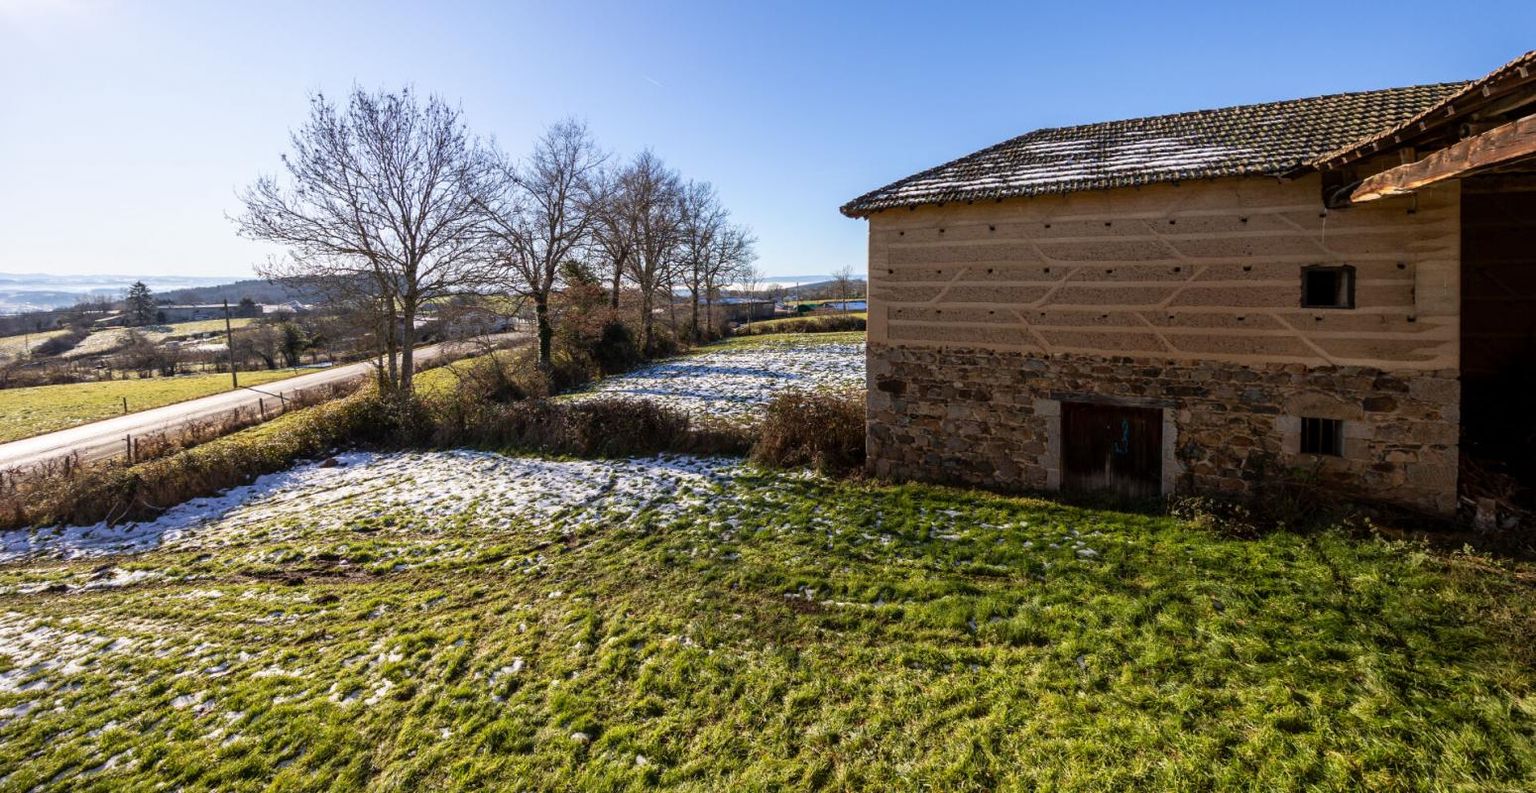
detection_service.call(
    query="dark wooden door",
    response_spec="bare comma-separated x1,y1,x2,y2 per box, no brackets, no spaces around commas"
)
1061,402,1163,499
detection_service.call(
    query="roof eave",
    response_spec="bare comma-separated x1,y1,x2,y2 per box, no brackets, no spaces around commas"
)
1313,51,1534,170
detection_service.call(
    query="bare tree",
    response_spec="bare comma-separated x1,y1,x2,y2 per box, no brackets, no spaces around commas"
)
613,150,683,354
831,264,857,314
481,119,605,367
704,224,758,334
677,180,727,340
591,166,634,310
236,87,497,396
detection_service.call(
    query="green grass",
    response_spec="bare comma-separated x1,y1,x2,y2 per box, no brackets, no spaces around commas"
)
705,330,865,353
0,462,1532,791
0,368,308,443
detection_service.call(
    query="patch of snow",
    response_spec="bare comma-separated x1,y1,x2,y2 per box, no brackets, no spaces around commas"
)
572,341,864,419
0,451,741,562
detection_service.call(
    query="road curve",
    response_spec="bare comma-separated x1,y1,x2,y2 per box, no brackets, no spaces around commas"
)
0,335,527,472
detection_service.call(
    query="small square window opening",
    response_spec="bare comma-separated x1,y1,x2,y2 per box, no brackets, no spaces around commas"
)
1300,417,1344,456
1302,265,1355,309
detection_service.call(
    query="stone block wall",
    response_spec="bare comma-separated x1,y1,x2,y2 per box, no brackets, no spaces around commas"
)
867,343,1461,514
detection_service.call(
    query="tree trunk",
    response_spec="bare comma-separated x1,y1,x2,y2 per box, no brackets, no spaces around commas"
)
610,261,622,309
398,302,417,395
689,291,700,342
640,291,654,355
535,295,554,368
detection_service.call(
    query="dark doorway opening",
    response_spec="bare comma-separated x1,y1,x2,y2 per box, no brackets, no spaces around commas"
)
1061,401,1164,500
1460,177,1536,512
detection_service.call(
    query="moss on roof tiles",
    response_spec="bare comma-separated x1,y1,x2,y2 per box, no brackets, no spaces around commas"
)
841,83,1466,216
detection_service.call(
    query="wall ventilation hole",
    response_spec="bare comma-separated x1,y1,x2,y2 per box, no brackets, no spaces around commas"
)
1300,417,1344,456
1104,221,1112,227
1173,266,1182,273
939,228,945,233
1240,217,1249,223
988,225,996,232
1396,262,1406,270
1243,265,1252,272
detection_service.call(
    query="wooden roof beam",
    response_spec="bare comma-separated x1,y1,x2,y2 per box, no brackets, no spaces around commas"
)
1351,113,1536,202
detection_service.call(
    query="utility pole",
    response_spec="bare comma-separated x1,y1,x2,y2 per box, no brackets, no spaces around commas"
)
223,298,239,388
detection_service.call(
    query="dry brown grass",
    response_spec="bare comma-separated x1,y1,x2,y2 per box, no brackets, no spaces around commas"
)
750,388,865,475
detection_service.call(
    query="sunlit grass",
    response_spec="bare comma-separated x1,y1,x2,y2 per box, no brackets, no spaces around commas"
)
0,464,1532,790
0,368,307,443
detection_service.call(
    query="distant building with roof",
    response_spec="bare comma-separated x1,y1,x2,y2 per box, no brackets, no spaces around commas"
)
843,51,1536,519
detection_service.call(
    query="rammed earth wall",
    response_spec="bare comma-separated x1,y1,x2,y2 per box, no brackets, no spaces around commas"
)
859,174,1464,514
866,345,1461,514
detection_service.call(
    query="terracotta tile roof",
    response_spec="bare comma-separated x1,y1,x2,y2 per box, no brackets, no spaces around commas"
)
841,83,1466,217
1314,50,1536,169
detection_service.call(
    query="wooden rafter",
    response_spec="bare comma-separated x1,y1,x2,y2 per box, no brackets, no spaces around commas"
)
1351,113,1536,202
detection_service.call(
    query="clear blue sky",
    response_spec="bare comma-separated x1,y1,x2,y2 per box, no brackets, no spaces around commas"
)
1,0,1531,281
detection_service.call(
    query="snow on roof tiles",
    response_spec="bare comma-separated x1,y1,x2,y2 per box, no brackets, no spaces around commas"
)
841,83,1466,216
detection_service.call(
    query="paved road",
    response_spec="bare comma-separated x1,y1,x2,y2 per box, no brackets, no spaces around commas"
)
0,335,526,472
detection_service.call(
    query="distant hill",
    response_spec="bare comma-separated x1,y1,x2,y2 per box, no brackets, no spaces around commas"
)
158,278,320,305
0,273,232,314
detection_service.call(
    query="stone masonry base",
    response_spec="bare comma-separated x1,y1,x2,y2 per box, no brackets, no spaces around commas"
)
866,344,1460,514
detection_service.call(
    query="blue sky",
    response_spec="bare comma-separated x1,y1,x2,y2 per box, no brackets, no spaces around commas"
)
1,0,1531,281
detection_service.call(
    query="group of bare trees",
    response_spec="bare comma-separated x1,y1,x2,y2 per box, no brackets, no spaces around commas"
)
236,87,757,398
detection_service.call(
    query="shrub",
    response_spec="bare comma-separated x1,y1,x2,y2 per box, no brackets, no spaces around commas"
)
588,319,644,375
733,314,865,337
31,327,91,357
751,389,864,475
432,396,751,459
1169,461,1356,537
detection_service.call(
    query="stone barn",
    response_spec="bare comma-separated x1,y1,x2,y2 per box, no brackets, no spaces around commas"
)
841,51,1536,517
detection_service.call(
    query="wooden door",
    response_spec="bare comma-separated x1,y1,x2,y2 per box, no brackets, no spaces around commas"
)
1061,402,1164,499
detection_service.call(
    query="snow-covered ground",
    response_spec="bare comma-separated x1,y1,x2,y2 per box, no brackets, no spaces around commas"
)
0,451,739,563
571,340,864,420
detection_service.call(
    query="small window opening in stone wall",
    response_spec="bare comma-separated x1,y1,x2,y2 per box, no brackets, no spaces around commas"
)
1302,265,1355,309
1300,417,1344,456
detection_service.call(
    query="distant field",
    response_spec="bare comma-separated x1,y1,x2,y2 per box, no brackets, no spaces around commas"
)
62,319,256,359
0,329,70,359
0,368,304,444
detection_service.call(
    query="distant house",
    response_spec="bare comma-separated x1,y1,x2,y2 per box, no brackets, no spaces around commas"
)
842,51,1536,517
715,297,776,323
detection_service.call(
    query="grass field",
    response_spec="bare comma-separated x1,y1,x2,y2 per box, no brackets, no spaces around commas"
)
0,329,70,360
708,330,865,352
62,320,256,359
0,454,1531,790
0,368,306,444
